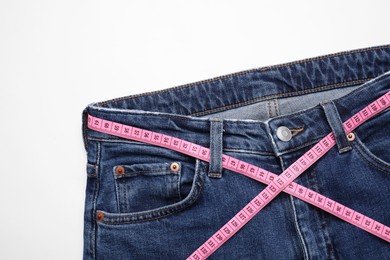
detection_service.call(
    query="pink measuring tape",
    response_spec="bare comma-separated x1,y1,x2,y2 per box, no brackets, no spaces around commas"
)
87,91,390,259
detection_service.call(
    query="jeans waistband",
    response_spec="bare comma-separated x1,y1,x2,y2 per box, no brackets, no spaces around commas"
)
83,44,390,156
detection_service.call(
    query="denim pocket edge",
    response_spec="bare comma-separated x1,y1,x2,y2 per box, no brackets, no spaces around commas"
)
113,162,182,214
96,158,208,225
351,132,390,175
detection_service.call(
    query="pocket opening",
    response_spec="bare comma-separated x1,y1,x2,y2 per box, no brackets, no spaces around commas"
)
98,158,208,225
351,132,390,174
113,162,182,213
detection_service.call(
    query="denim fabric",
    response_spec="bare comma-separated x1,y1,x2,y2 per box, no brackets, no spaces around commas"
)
82,45,390,259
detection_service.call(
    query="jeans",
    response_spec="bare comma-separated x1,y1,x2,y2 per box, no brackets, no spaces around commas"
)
82,44,390,259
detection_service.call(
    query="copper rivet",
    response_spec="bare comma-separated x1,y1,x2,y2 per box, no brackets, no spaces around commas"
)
96,212,104,221
115,166,125,176
170,162,180,172
347,132,355,141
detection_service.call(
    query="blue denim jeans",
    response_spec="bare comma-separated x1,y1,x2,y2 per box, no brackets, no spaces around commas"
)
82,45,390,259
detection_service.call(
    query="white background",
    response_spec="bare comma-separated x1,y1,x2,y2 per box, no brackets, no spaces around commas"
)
0,0,389,259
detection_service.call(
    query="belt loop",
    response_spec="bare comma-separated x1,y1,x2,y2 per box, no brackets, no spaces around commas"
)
320,100,352,154
208,118,224,178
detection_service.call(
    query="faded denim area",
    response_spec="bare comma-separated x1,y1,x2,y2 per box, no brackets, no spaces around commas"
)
82,45,390,259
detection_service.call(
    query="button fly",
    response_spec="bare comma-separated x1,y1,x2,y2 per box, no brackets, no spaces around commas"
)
276,126,292,141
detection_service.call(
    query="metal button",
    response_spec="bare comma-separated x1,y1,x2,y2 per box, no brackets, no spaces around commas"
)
96,212,104,221
276,126,292,142
170,162,180,172
347,132,355,141
115,166,125,176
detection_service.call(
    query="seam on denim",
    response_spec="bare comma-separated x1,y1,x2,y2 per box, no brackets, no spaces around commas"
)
353,144,390,175
265,72,387,122
112,168,121,213
278,137,325,155
329,70,390,104
124,168,168,174
105,175,204,225
119,178,124,213
354,133,390,169
302,167,331,251
102,165,205,224
194,70,390,118
267,45,390,70
270,99,277,117
279,156,309,259
122,178,128,212
259,102,264,119
89,108,205,122
352,140,390,174
289,194,310,260
122,169,176,174
99,203,186,225
274,99,279,117
222,148,274,155
266,74,389,130
92,142,101,260
89,62,390,125
120,177,124,213
339,146,352,152
304,168,336,258
265,120,279,156
274,106,322,121
188,78,371,117
107,183,202,218
177,168,182,201
99,159,207,224
267,100,272,118
89,106,267,126
319,210,337,259
95,45,390,106
86,112,266,124
116,169,175,176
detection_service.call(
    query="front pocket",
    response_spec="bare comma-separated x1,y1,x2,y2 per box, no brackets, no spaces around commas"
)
113,162,182,213
349,107,390,174
351,132,390,174
96,159,208,225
